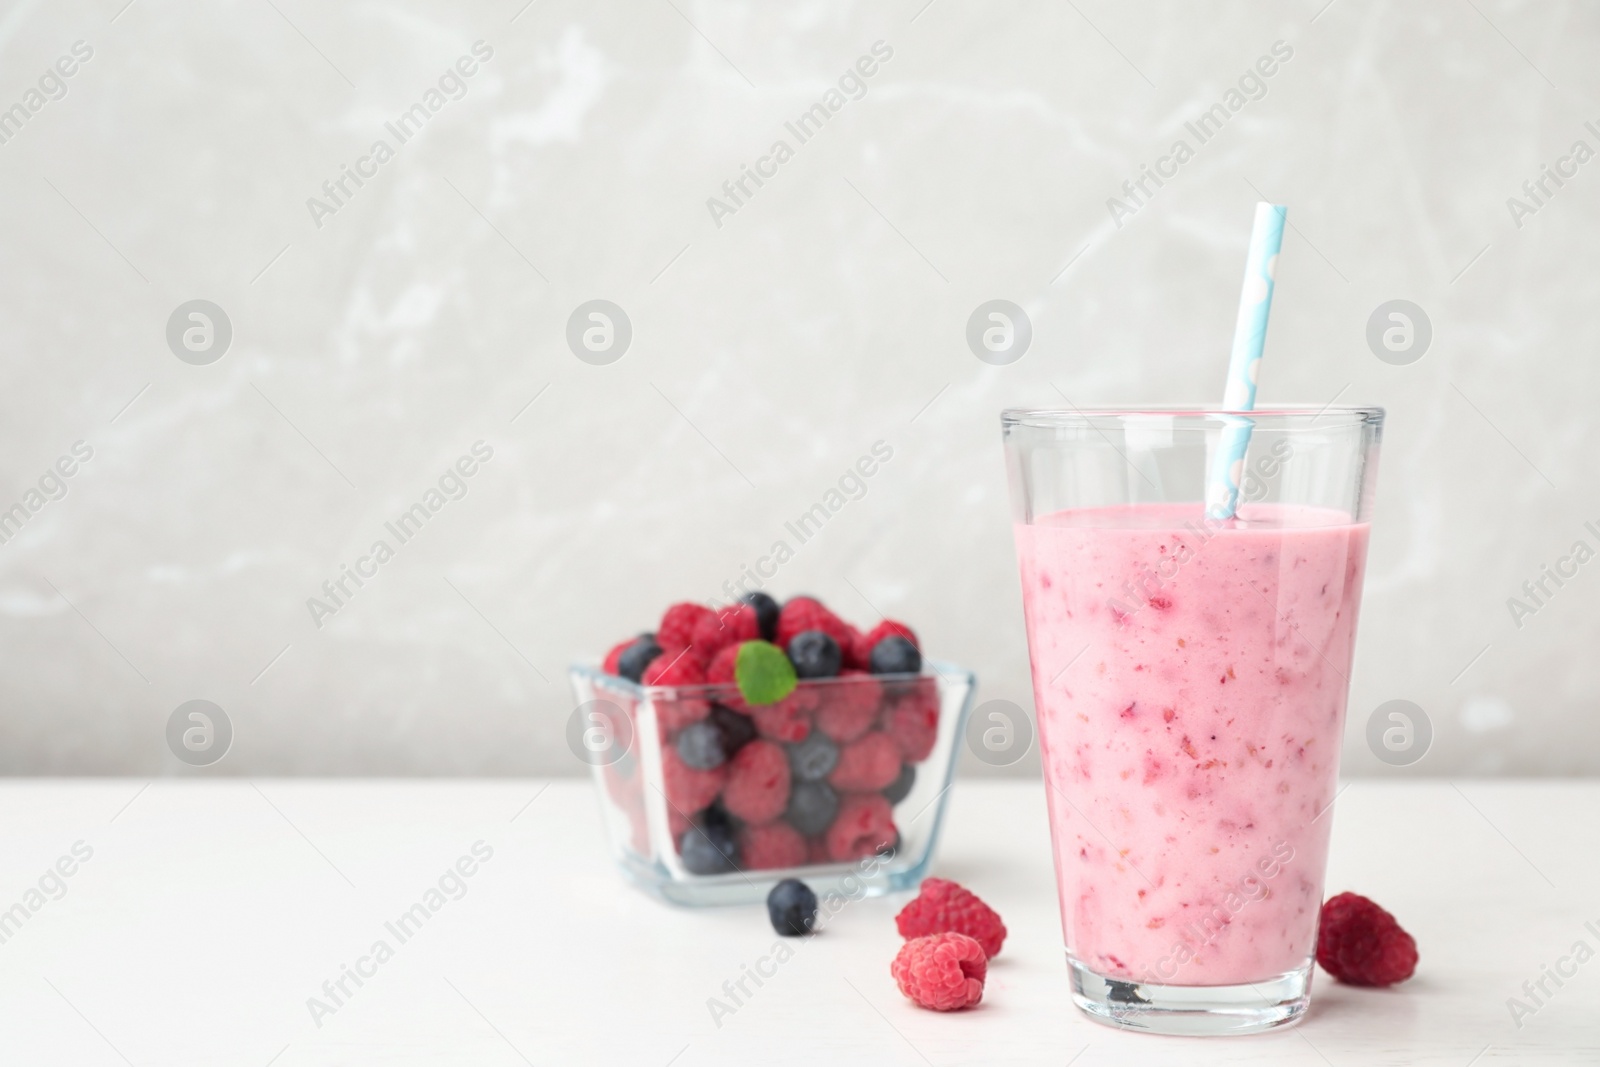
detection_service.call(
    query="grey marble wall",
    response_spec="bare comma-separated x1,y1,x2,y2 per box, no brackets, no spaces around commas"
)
1,0,1594,777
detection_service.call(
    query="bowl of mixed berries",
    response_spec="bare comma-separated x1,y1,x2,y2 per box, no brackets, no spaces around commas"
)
569,593,975,905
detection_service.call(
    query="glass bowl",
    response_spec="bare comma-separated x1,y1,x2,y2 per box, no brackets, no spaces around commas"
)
568,661,976,906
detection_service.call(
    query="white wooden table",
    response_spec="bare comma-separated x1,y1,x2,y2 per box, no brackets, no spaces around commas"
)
0,778,1593,1065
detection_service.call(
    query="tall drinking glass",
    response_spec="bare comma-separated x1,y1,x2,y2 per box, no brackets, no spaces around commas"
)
1003,407,1382,1035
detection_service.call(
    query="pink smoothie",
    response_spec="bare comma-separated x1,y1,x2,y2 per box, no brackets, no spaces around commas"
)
1015,502,1369,986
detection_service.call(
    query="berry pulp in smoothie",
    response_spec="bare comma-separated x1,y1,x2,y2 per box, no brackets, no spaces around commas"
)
1014,503,1368,985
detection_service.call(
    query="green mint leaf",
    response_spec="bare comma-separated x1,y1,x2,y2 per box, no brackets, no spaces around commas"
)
735,640,797,706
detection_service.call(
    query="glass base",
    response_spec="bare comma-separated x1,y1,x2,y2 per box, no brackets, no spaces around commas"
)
616,846,936,906
1067,956,1311,1036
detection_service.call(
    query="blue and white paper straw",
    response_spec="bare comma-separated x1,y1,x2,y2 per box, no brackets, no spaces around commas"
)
1206,202,1286,520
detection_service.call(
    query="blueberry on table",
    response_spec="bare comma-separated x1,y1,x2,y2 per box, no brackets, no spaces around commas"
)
868,635,921,675
740,591,781,642
882,762,915,804
675,721,727,770
788,733,839,782
618,637,663,683
680,818,740,875
785,781,839,836
789,630,842,679
767,878,819,937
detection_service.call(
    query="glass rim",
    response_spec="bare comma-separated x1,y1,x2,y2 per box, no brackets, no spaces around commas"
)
1002,404,1384,427
569,659,974,697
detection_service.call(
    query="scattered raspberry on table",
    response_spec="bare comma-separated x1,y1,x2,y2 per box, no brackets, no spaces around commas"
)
895,877,1007,959
891,932,987,1011
1316,892,1418,986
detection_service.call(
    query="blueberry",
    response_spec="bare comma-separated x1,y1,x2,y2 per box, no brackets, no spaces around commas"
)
702,800,736,831
680,815,740,875
676,721,727,770
617,637,663,683
740,592,780,642
868,635,921,675
788,630,842,679
882,762,915,804
785,781,839,836
767,878,819,937
709,703,756,755
788,733,839,782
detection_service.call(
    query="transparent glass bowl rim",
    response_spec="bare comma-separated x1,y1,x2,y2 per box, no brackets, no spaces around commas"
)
1002,404,1385,429
569,660,973,699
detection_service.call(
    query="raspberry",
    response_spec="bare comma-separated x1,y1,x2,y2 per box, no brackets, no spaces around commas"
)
854,619,918,667
602,637,634,676
642,652,710,733
705,643,747,712
815,669,881,742
1316,892,1418,987
662,745,725,818
841,624,866,669
738,821,807,870
896,877,1007,958
776,597,854,654
706,643,739,684
891,933,986,1011
825,793,897,861
751,687,818,743
692,604,760,663
658,602,715,660
643,649,706,689
658,696,711,738
829,732,902,792
883,679,940,762
722,740,791,824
